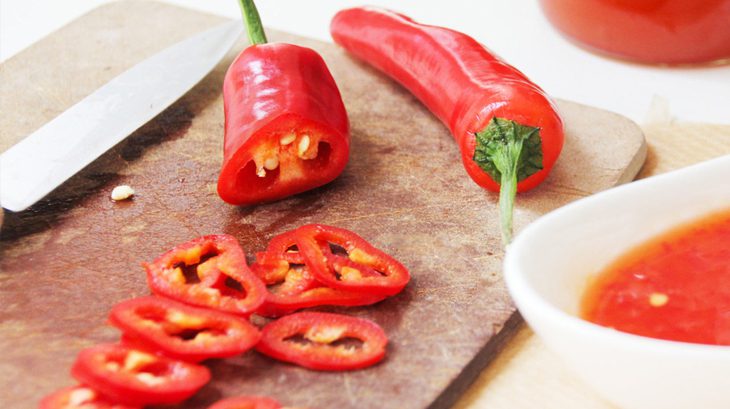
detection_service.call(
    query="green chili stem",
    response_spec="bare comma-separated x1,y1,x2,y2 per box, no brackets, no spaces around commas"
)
472,117,543,247
237,0,268,45
493,140,522,245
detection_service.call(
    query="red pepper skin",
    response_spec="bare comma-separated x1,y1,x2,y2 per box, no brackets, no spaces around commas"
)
70,343,210,406
256,229,306,278
255,312,387,371
207,396,282,409
109,296,261,362
38,385,140,409
144,235,266,316
294,224,410,296
218,43,350,205
330,7,563,193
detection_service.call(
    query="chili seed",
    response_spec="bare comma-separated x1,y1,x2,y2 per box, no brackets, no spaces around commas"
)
649,292,669,307
297,135,311,157
280,133,296,145
111,185,135,201
264,156,279,170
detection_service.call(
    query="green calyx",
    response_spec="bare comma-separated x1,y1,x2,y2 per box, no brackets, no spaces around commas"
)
473,117,543,183
472,117,543,245
238,0,268,45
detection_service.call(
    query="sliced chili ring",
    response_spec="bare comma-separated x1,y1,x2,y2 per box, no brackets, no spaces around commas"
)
70,343,210,406
109,296,261,362
251,260,385,317
252,229,386,317
294,224,410,296
264,229,306,265
144,234,266,316
255,312,387,371
38,385,140,409
253,229,304,285
207,395,282,409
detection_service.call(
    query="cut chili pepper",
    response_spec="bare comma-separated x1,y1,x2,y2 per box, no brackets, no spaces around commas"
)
331,7,564,244
208,395,282,409
70,343,210,406
38,385,140,409
250,229,386,317
144,234,266,316
254,229,305,283
217,0,349,206
294,224,409,296
109,296,261,362
256,312,387,371
252,256,386,318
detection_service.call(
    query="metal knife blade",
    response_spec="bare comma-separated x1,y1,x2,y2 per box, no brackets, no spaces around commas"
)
0,20,242,212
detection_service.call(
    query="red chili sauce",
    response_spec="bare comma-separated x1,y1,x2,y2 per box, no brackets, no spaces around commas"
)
581,209,730,345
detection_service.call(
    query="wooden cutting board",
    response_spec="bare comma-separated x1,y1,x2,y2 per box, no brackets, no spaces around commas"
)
0,2,646,408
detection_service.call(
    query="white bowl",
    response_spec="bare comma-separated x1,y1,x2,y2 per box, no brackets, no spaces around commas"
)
504,154,730,409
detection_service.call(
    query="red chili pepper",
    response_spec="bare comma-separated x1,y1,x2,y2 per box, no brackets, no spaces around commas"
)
331,7,564,244
109,296,261,362
144,234,266,316
70,343,210,406
38,385,140,409
251,229,386,317
253,263,387,317
217,0,349,206
255,312,387,371
294,224,410,296
208,396,282,409
253,229,306,281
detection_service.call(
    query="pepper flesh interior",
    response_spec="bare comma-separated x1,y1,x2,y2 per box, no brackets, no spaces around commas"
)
252,131,323,179
171,247,219,285
136,307,229,342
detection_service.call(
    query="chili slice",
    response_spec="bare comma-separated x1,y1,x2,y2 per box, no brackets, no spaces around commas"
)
255,312,387,371
251,229,386,317
331,7,564,244
144,234,266,316
253,229,305,283
109,296,261,362
252,258,386,318
208,396,282,409
217,0,349,205
70,343,210,406
38,385,140,409
294,224,409,296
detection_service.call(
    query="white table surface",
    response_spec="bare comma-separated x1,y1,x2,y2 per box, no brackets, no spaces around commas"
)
2,0,729,125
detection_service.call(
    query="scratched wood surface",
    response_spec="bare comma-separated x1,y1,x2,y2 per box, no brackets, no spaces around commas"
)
0,2,646,408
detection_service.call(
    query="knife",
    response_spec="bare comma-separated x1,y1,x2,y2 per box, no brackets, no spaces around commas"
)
0,20,242,212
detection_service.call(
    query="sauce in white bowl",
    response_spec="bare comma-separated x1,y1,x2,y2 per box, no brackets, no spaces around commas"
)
504,154,730,409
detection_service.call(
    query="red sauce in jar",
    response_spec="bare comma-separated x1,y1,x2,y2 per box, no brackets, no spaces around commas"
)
581,209,730,345
539,0,730,64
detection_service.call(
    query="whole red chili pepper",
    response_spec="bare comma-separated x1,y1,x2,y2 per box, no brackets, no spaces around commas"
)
218,0,349,206
330,7,564,244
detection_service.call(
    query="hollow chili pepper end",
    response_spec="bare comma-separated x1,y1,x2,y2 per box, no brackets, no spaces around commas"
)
473,117,543,245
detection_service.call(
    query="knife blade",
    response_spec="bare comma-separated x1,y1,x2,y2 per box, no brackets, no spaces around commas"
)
0,20,242,212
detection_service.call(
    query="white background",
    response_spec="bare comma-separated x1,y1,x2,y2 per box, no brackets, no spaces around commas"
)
2,0,729,124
